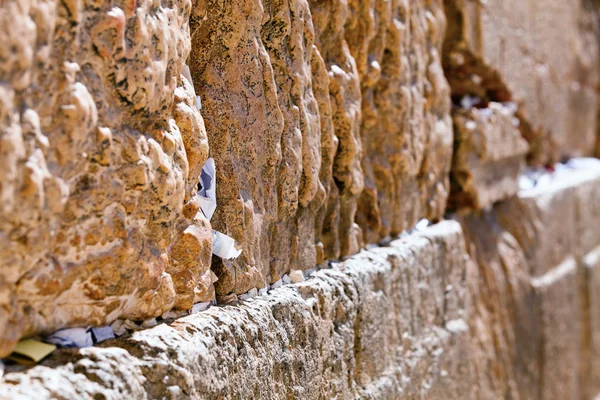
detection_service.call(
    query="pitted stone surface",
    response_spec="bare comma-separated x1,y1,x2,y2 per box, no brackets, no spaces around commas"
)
188,0,454,296
0,0,212,357
0,222,473,399
443,0,600,164
458,165,600,400
350,0,454,243
449,103,528,211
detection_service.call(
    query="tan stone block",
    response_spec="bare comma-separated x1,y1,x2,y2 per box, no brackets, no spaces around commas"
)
0,222,474,400
351,0,453,242
449,103,528,211
497,179,579,277
459,211,539,400
443,0,599,164
531,257,582,400
583,246,600,399
0,0,212,357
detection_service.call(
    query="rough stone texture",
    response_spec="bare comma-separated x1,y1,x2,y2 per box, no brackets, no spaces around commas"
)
458,165,600,400
449,102,528,211
189,0,454,296
0,0,213,358
188,0,353,296
0,221,473,399
349,0,454,243
443,0,600,165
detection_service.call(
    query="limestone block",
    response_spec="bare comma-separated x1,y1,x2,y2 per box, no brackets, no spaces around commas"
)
458,166,600,399
0,0,212,357
443,0,600,164
449,103,528,211
584,247,600,399
0,221,474,399
350,0,454,243
459,211,538,400
531,258,582,400
189,0,342,296
190,0,454,296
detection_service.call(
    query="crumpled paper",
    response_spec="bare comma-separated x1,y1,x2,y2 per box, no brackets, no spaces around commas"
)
45,328,93,349
89,326,115,344
199,158,217,221
212,230,242,259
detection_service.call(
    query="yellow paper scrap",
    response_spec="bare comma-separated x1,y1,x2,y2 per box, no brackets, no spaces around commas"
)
7,339,56,365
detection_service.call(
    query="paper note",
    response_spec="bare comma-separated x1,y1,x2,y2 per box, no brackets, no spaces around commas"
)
198,158,217,221
45,327,93,349
89,326,115,344
7,339,56,365
212,230,242,259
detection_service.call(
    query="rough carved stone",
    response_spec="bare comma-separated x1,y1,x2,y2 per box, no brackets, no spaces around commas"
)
458,166,600,399
449,102,528,211
443,0,600,164
0,0,212,357
350,0,453,243
0,222,473,399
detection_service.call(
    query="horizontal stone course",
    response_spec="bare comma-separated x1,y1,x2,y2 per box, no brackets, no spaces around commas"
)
0,221,473,400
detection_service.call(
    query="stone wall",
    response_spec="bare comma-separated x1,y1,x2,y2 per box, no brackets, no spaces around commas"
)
1,0,600,398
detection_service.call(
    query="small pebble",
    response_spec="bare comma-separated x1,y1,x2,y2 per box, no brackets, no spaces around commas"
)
141,319,158,328
289,270,305,284
247,288,258,298
282,274,291,285
270,279,283,290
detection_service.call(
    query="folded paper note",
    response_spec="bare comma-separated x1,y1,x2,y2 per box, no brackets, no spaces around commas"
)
212,230,242,259
7,339,56,365
45,328,93,349
89,326,115,344
199,158,217,221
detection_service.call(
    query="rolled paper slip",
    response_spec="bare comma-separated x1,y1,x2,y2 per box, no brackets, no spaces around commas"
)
7,339,56,365
45,327,93,349
198,158,216,221
89,326,115,344
212,230,242,259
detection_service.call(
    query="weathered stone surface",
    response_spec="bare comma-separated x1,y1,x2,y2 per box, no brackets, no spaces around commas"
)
449,102,528,211
459,211,537,400
189,0,355,296
443,0,600,164
189,0,454,296
458,165,600,400
0,221,473,399
351,0,453,243
584,246,600,399
0,0,212,357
